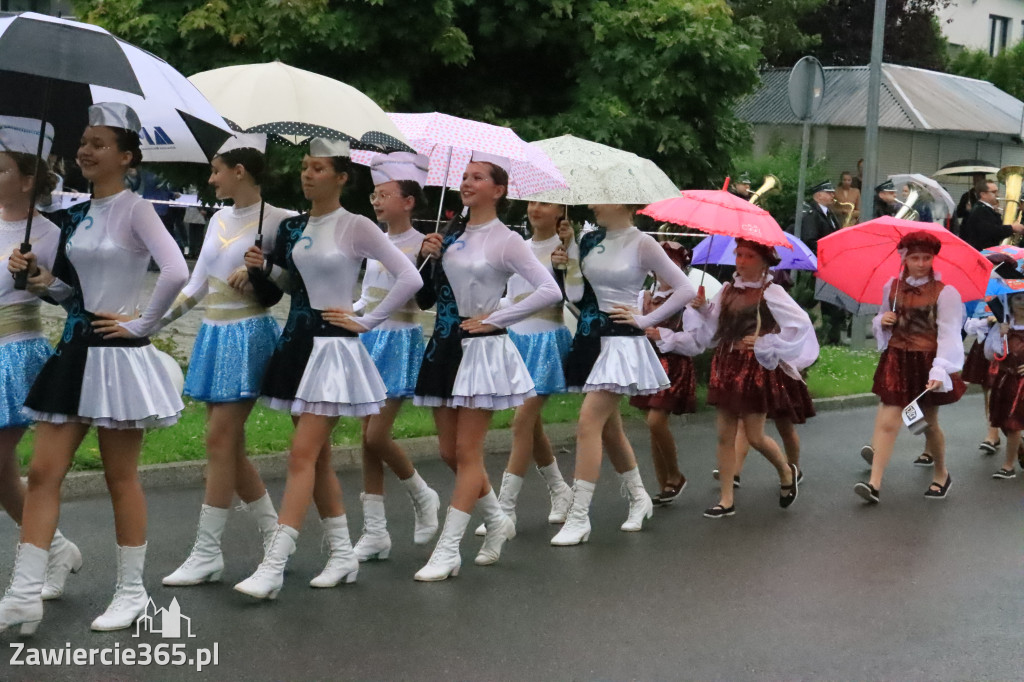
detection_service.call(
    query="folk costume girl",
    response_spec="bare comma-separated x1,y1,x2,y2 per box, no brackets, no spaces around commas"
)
234,138,421,600
160,133,296,588
964,313,1001,456
659,239,815,519
854,230,965,504
552,204,695,546
413,153,560,581
0,118,81,610
983,292,1024,479
350,152,441,562
2,103,189,634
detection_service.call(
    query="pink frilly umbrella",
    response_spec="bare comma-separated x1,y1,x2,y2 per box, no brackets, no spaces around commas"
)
638,190,792,247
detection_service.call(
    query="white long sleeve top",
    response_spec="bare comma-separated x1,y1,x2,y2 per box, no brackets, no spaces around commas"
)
565,226,695,329
0,214,61,343
503,233,571,335
48,191,188,338
871,275,964,391
442,218,560,329
964,316,993,344
292,207,421,332
353,226,424,331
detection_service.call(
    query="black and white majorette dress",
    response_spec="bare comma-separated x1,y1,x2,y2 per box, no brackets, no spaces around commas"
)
24,192,189,429
870,274,965,408
0,215,61,429
659,274,819,422
413,218,561,410
503,233,574,396
353,227,426,400
156,203,295,403
259,208,421,417
563,226,695,395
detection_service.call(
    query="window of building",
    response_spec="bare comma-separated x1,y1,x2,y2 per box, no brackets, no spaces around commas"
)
991,15,1011,56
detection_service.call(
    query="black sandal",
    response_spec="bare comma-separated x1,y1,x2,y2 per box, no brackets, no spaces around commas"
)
779,463,799,508
992,468,1016,480
854,481,880,504
924,474,952,499
703,503,735,519
912,453,934,467
979,439,1001,455
656,477,688,505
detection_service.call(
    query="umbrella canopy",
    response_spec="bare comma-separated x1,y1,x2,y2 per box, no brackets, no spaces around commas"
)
814,280,879,316
350,112,566,199
888,173,956,215
932,159,998,178
692,232,817,271
518,135,679,205
816,216,993,304
0,13,230,161
188,62,410,151
638,190,791,248
981,245,1024,275
687,267,723,300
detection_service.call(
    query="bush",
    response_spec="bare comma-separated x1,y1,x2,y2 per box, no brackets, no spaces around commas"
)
730,142,828,230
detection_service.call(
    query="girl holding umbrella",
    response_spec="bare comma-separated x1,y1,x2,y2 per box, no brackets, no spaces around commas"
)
413,153,560,581
160,133,297,587
235,138,421,599
985,289,1024,479
854,231,965,503
2,103,189,633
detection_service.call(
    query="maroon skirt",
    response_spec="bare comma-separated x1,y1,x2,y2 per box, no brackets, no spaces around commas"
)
988,361,1024,431
962,339,992,387
872,346,966,407
707,345,807,422
629,351,696,415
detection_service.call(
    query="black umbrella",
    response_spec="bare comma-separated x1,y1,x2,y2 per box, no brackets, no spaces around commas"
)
933,159,999,178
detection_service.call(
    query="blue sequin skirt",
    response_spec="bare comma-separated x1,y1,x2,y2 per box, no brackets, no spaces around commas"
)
0,337,52,428
509,327,572,396
361,326,425,399
185,316,281,403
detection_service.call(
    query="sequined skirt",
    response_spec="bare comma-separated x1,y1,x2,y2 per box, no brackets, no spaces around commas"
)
0,337,52,428
185,316,280,403
629,348,697,415
871,346,966,407
360,325,424,400
961,339,992,387
707,345,811,421
509,326,572,396
988,360,1024,430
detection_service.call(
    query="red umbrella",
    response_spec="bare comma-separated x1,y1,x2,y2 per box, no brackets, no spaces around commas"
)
637,190,791,248
816,216,992,304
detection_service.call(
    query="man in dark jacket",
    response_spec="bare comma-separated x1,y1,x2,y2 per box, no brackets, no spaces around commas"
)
800,180,841,255
873,179,898,219
961,179,1024,250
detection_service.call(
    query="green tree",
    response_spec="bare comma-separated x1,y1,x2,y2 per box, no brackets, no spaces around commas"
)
948,42,1024,101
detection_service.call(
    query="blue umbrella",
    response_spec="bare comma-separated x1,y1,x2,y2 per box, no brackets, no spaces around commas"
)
691,232,817,271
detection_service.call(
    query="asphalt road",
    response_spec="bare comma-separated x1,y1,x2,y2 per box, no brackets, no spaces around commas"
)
1,394,1021,681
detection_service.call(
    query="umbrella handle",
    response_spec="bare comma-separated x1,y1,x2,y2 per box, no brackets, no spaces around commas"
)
247,200,266,282
12,242,32,291
15,90,50,292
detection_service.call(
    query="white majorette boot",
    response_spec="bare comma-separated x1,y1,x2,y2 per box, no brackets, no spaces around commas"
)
401,471,441,544
0,543,47,635
474,488,516,566
233,525,298,600
551,481,595,546
475,471,521,536
309,515,359,588
537,462,573,524
353,493,391,562
619,467,654,532
238,491,279,551
42,529,83,600
414,507,469,582
163,505,229,586
91,544,149,632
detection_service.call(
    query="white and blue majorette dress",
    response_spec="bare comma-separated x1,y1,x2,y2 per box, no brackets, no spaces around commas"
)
259,207,421,417
354,227,426,400
157,202,295,403
563,226,696,395
413,218,561,410
24,191,189,428
0,215,60,428
503,233,573,396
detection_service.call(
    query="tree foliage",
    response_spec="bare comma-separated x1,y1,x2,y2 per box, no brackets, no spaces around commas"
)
948,41,1024,101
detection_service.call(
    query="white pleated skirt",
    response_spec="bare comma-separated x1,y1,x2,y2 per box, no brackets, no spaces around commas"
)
576,336,669,396
415,335,536,410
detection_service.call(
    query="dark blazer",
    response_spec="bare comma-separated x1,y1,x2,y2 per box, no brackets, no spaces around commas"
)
961,202,1012,251
799,202,841,254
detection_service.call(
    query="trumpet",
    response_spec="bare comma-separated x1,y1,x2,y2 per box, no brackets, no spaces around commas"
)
999,165,1024,246
749,174,781,206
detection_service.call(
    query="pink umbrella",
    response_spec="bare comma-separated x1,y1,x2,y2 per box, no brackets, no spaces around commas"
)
637,190,791,247
816,216,992,304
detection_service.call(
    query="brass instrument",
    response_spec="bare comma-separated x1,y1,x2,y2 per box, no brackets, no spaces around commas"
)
833,200,856,227
999,165,1024,246
894,184,921,221
748,174,781,205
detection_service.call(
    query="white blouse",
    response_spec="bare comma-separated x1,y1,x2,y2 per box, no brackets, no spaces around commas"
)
353,226,424,331
0,215,61,342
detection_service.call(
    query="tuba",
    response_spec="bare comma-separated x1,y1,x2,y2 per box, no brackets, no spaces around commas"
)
748,175,781,205
833,200,857,227
999,166,1024,246
894,184,921,221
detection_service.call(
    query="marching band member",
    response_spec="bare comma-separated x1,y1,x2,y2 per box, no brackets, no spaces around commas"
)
553,203,695,545
985,292,1024,479
234,139,421,599
854,231,965,504
2,104,188,633
160,133,296,587
350,152,440,562
413,153,560,581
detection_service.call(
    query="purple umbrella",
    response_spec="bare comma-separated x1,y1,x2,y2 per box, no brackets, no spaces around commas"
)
691,232,817,271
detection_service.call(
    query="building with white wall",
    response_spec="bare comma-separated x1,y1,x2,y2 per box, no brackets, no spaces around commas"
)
939,0,1024,55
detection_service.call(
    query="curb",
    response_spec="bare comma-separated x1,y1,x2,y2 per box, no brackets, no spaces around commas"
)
57,388,978,499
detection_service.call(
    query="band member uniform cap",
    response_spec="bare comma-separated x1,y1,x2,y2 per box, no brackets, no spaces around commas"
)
809,180,835,194
875,179,896,193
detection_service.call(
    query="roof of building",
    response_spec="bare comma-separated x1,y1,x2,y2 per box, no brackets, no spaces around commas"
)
736,64,1024,139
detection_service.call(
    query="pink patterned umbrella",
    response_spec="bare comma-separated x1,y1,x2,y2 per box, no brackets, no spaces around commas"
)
350,112,566,198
